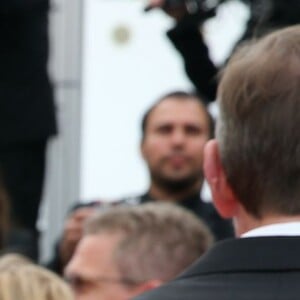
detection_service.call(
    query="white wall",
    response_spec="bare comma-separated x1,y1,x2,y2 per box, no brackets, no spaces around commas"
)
80,0,194,200
80,0,249,201
39,0,82,261
40,0,248,261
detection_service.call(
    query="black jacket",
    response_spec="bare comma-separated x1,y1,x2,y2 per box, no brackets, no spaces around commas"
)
0,0,56,144
135,236,300,300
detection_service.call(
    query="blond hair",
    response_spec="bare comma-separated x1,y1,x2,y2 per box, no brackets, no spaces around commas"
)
0,253,31,271
0,263,74,300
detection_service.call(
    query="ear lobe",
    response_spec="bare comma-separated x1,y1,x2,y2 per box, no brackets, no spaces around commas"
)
203,140,219,189
204,140,238,219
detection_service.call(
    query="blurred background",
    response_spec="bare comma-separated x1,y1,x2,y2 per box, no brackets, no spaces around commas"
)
38,0,248,261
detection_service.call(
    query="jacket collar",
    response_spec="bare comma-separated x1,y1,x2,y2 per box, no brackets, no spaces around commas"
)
180,236,300,279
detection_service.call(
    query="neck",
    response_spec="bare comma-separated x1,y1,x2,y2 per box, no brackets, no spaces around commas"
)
148,179,202,202
234,207,300,237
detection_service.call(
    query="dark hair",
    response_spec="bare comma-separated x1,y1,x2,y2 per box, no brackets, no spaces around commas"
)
218,25,300,218
141,91,214,140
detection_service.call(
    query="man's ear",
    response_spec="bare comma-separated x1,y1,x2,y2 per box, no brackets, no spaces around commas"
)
140,139,147,160
204,140,238,219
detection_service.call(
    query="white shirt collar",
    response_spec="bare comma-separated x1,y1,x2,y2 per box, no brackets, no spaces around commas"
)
242,222,300,238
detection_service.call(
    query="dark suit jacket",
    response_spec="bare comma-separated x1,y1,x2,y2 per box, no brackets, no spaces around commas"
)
0,0,56,145
135,236,300,300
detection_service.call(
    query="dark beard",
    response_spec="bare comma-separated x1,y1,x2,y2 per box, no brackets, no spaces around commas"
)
150,171,203,194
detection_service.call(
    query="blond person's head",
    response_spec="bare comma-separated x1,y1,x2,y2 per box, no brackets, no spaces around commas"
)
0,264,74,300
0,253,31,271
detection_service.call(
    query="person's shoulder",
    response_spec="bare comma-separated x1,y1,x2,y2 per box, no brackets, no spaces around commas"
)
133,276,200,300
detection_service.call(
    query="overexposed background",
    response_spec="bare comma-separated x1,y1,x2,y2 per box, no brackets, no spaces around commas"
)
41,0,249,260
80,0,249,200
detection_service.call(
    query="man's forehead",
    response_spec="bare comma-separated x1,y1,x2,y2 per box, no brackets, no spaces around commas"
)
68,234,121,276
148,98,208,124
80,233,121,253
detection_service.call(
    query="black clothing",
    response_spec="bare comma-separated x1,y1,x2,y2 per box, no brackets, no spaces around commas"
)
135,236,300,300
242,0,300,40
167,0,300,103
0,0,56,260
0,140,46,230
137,192,233,241
167,20,218,104
0,0,56,144
47,191,233,274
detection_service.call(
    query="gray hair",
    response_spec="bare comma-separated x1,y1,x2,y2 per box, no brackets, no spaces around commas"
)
85,203,213,282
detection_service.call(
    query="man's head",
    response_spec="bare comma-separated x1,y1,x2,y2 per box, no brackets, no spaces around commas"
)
65,203,213,300
141,91,212,195
204,26,300,230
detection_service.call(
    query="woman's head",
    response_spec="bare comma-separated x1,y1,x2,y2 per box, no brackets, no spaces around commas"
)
0,263,74,300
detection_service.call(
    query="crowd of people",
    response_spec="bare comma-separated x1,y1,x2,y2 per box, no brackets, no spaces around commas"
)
1,0,300,300
136,24,300,300
46,91,233,275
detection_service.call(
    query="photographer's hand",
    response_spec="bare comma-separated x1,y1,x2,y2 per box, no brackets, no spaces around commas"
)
59,207,95,269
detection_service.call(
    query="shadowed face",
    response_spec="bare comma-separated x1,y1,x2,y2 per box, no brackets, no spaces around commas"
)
65,233,143,300
141,98,210,191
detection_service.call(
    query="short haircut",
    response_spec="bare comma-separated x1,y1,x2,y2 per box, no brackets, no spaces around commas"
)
85,203,213,282
217,25,300,218
141,91,214,140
